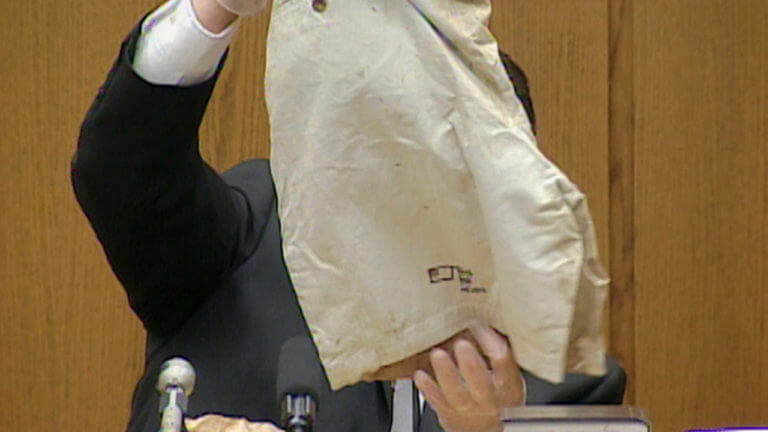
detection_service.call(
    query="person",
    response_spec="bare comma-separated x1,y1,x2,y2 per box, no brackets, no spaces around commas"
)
71,0,625,431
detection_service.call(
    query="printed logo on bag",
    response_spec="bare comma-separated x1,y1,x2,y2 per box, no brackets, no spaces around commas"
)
427,265,487,294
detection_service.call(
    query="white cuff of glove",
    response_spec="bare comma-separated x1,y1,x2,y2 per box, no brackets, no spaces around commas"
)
214,0,268,16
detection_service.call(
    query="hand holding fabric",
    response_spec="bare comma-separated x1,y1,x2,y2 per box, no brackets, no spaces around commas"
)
414,324,524,432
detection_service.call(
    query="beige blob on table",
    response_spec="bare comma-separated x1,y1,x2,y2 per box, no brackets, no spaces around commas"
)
186,415,282,432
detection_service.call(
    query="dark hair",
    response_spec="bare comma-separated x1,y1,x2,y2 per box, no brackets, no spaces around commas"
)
499,50,537,134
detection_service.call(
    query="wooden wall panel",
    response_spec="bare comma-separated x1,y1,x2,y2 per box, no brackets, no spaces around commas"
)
0,2,160,430
0,1,271,431
608,0,637,403
633,1,768,430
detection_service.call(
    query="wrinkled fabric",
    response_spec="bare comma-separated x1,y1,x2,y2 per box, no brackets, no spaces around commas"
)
186,415,282,432
265,0,608,390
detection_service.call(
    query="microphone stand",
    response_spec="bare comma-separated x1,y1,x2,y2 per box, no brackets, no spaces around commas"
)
159,384,189,432
281,394,317,432
157,358,196,432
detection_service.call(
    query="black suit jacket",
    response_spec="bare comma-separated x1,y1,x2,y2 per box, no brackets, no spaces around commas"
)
71,18,625,432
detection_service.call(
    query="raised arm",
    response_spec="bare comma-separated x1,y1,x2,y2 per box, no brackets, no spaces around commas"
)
71,0,263,337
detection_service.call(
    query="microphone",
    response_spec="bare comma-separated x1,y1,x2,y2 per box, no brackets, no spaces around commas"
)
276,335,329,432
156,357,196,432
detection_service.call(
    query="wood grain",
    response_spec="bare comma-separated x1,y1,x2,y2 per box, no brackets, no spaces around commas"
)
608,0,636,404
633,0,768,430
0,1,272,430
0,1,162,430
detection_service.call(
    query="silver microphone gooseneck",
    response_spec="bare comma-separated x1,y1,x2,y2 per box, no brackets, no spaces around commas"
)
157,357,196,432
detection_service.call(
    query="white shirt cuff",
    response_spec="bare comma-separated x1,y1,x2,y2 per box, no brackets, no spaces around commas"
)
132,0,239,86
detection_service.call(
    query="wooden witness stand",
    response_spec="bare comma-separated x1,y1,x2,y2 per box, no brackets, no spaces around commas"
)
503,406,649,432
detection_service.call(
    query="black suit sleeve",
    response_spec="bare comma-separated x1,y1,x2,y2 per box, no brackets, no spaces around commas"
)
523,356,627,405
71,20,251,337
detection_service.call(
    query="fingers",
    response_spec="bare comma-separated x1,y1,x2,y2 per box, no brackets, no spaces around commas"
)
430,348,476,410
414,369,453,414
412,326,520,432
454,339,497,407
469,323,524,406
468,323,508,359
417,340,497,410
415,334,513,432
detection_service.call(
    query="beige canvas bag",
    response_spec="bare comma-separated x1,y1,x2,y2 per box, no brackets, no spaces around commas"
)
265,0,608,390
